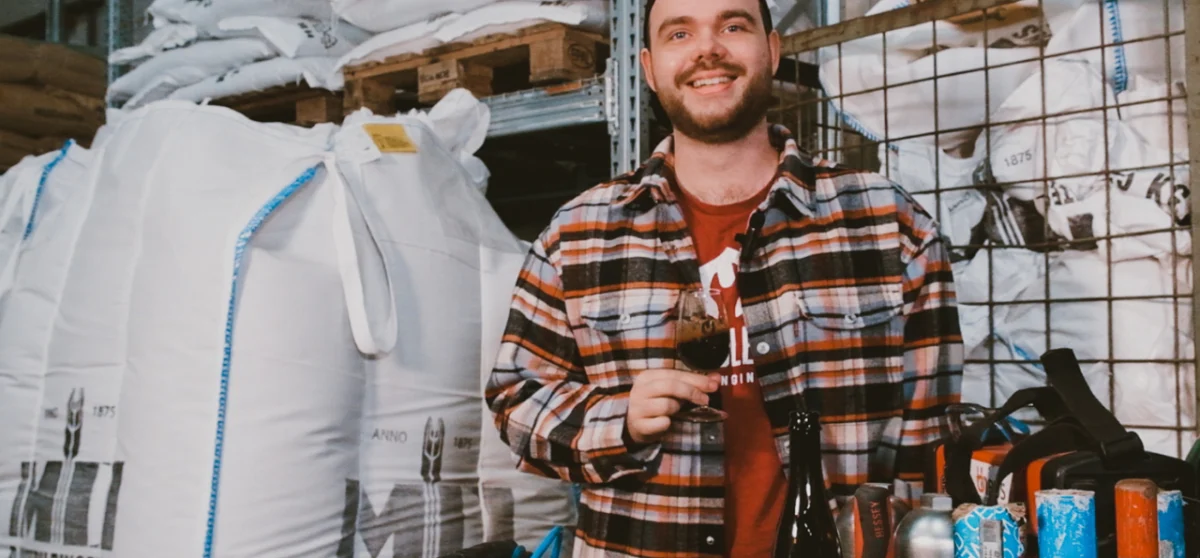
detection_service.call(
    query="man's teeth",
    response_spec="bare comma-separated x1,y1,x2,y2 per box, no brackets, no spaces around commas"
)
691,76,732,87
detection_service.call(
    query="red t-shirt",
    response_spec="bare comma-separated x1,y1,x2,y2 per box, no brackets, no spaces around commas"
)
674,182,787,558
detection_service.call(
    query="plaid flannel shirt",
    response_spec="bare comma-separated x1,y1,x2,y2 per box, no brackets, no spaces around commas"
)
486,125,963,557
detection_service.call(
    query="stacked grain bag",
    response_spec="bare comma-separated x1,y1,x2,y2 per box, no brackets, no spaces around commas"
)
824,0,1192,455
334,0,609,82
0,36,106,171
107,0,371,110
0,90,567,557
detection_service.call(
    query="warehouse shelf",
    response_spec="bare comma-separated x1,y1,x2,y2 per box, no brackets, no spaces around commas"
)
482,76,607,138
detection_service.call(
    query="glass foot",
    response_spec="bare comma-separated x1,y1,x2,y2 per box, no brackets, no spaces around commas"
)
677,405,728,423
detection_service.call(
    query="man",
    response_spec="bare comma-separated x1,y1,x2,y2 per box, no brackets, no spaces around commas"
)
485,0,963,555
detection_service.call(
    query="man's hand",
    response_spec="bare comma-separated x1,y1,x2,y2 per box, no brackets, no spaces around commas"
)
626,369,720,445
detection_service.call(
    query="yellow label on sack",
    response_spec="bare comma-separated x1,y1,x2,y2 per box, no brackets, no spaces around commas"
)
362,123,418,153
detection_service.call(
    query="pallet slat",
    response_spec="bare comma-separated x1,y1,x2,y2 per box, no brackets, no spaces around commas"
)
212,83,344,126
343,22,608,113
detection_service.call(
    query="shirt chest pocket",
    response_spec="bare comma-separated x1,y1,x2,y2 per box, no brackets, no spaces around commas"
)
799,282,905,331
791,283,907,379
577,290,678,380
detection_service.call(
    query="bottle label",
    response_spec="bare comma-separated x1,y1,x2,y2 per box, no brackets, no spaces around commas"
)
980,519,1003,558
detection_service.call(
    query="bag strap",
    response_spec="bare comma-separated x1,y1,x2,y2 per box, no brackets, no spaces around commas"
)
984,419,1094,504
958,387,1069,451
324,153,397,357
943,387,1070,504
1041,348,1144,463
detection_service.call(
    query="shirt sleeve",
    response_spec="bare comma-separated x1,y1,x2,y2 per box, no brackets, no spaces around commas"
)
484,230,662,485
893,211,965,502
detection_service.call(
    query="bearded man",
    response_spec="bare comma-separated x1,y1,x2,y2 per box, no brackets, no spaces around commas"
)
486,0,964,555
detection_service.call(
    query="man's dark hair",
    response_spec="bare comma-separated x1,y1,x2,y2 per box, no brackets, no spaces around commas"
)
642,0,775,50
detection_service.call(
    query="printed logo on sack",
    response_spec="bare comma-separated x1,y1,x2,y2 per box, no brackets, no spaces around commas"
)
338,417,452,558
7,389,124,555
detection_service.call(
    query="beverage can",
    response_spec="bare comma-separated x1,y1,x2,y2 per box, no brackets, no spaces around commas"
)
1034,489,1097,558
1157,490,1185,558
951,503,1026,558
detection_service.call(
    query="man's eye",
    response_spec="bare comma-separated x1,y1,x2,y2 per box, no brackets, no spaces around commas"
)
671,31,688,40
726,24,744,32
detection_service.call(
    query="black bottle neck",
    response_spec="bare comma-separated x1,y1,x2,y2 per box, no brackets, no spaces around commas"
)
789,411,827,494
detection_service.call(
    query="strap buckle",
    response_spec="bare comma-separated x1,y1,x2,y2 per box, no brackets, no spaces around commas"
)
1100,431,1144,463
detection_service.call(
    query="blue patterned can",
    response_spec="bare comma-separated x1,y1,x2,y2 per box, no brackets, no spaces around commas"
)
1034,490,1097,558
1157,490,1185,558
953,503,1027,558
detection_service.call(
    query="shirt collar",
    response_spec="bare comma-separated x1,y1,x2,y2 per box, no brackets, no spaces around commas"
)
613,124,818,216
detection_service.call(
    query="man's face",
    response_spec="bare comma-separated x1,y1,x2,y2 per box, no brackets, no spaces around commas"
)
641,0,780,144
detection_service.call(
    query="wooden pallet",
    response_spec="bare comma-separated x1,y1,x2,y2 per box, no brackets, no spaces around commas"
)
212,83,344,127
343,22,608,114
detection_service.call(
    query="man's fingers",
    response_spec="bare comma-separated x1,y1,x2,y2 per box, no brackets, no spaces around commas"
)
644,396,682,418
635,416,671,436
644,379,709,406
639,369,719,392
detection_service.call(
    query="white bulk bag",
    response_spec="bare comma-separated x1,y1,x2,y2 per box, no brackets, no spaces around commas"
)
833,0,1050,58
217,17,373,59
169,57,345,103
107,38,277,107
1045,0,1184,94
148,0,334,38
0,101,384,558
958,203,1193,457
880,138,987,260
821,47,1040,150
1118,75,1188,159
986,60,1189,228
331,90,572,556
0,147,70,303
0,142,106,556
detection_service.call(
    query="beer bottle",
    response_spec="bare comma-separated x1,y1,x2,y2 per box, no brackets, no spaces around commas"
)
775,410,843,558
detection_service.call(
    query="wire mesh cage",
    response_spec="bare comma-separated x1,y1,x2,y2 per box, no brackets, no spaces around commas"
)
769,0,1198,458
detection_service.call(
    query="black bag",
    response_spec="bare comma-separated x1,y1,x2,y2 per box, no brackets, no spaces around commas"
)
941,348,1198,558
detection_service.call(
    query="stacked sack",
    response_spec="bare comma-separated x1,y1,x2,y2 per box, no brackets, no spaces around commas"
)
0,90,574,557
332,0,609,75
107,0,371,109
0,36,107,171
823,0,1193,456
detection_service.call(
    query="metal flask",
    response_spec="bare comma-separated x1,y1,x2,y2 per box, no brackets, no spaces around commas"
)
890,493,955,558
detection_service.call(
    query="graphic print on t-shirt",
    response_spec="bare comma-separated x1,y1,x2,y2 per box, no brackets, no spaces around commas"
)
698,246,754,387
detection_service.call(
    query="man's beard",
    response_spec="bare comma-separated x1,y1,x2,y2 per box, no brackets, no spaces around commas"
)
656,59,774,144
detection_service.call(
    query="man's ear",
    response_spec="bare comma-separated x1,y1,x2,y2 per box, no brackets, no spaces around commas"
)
640,48,658,92
768,29,781,75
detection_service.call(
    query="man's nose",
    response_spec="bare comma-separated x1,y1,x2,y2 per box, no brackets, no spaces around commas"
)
693,31,728,62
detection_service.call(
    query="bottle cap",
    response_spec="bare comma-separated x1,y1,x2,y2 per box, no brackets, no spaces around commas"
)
921,493,953,511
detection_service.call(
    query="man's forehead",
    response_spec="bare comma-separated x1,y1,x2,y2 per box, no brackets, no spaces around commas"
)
649,0,762,24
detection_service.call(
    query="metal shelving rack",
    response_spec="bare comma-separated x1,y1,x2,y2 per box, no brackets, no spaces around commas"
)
476,0,650,173
482,77,607,138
